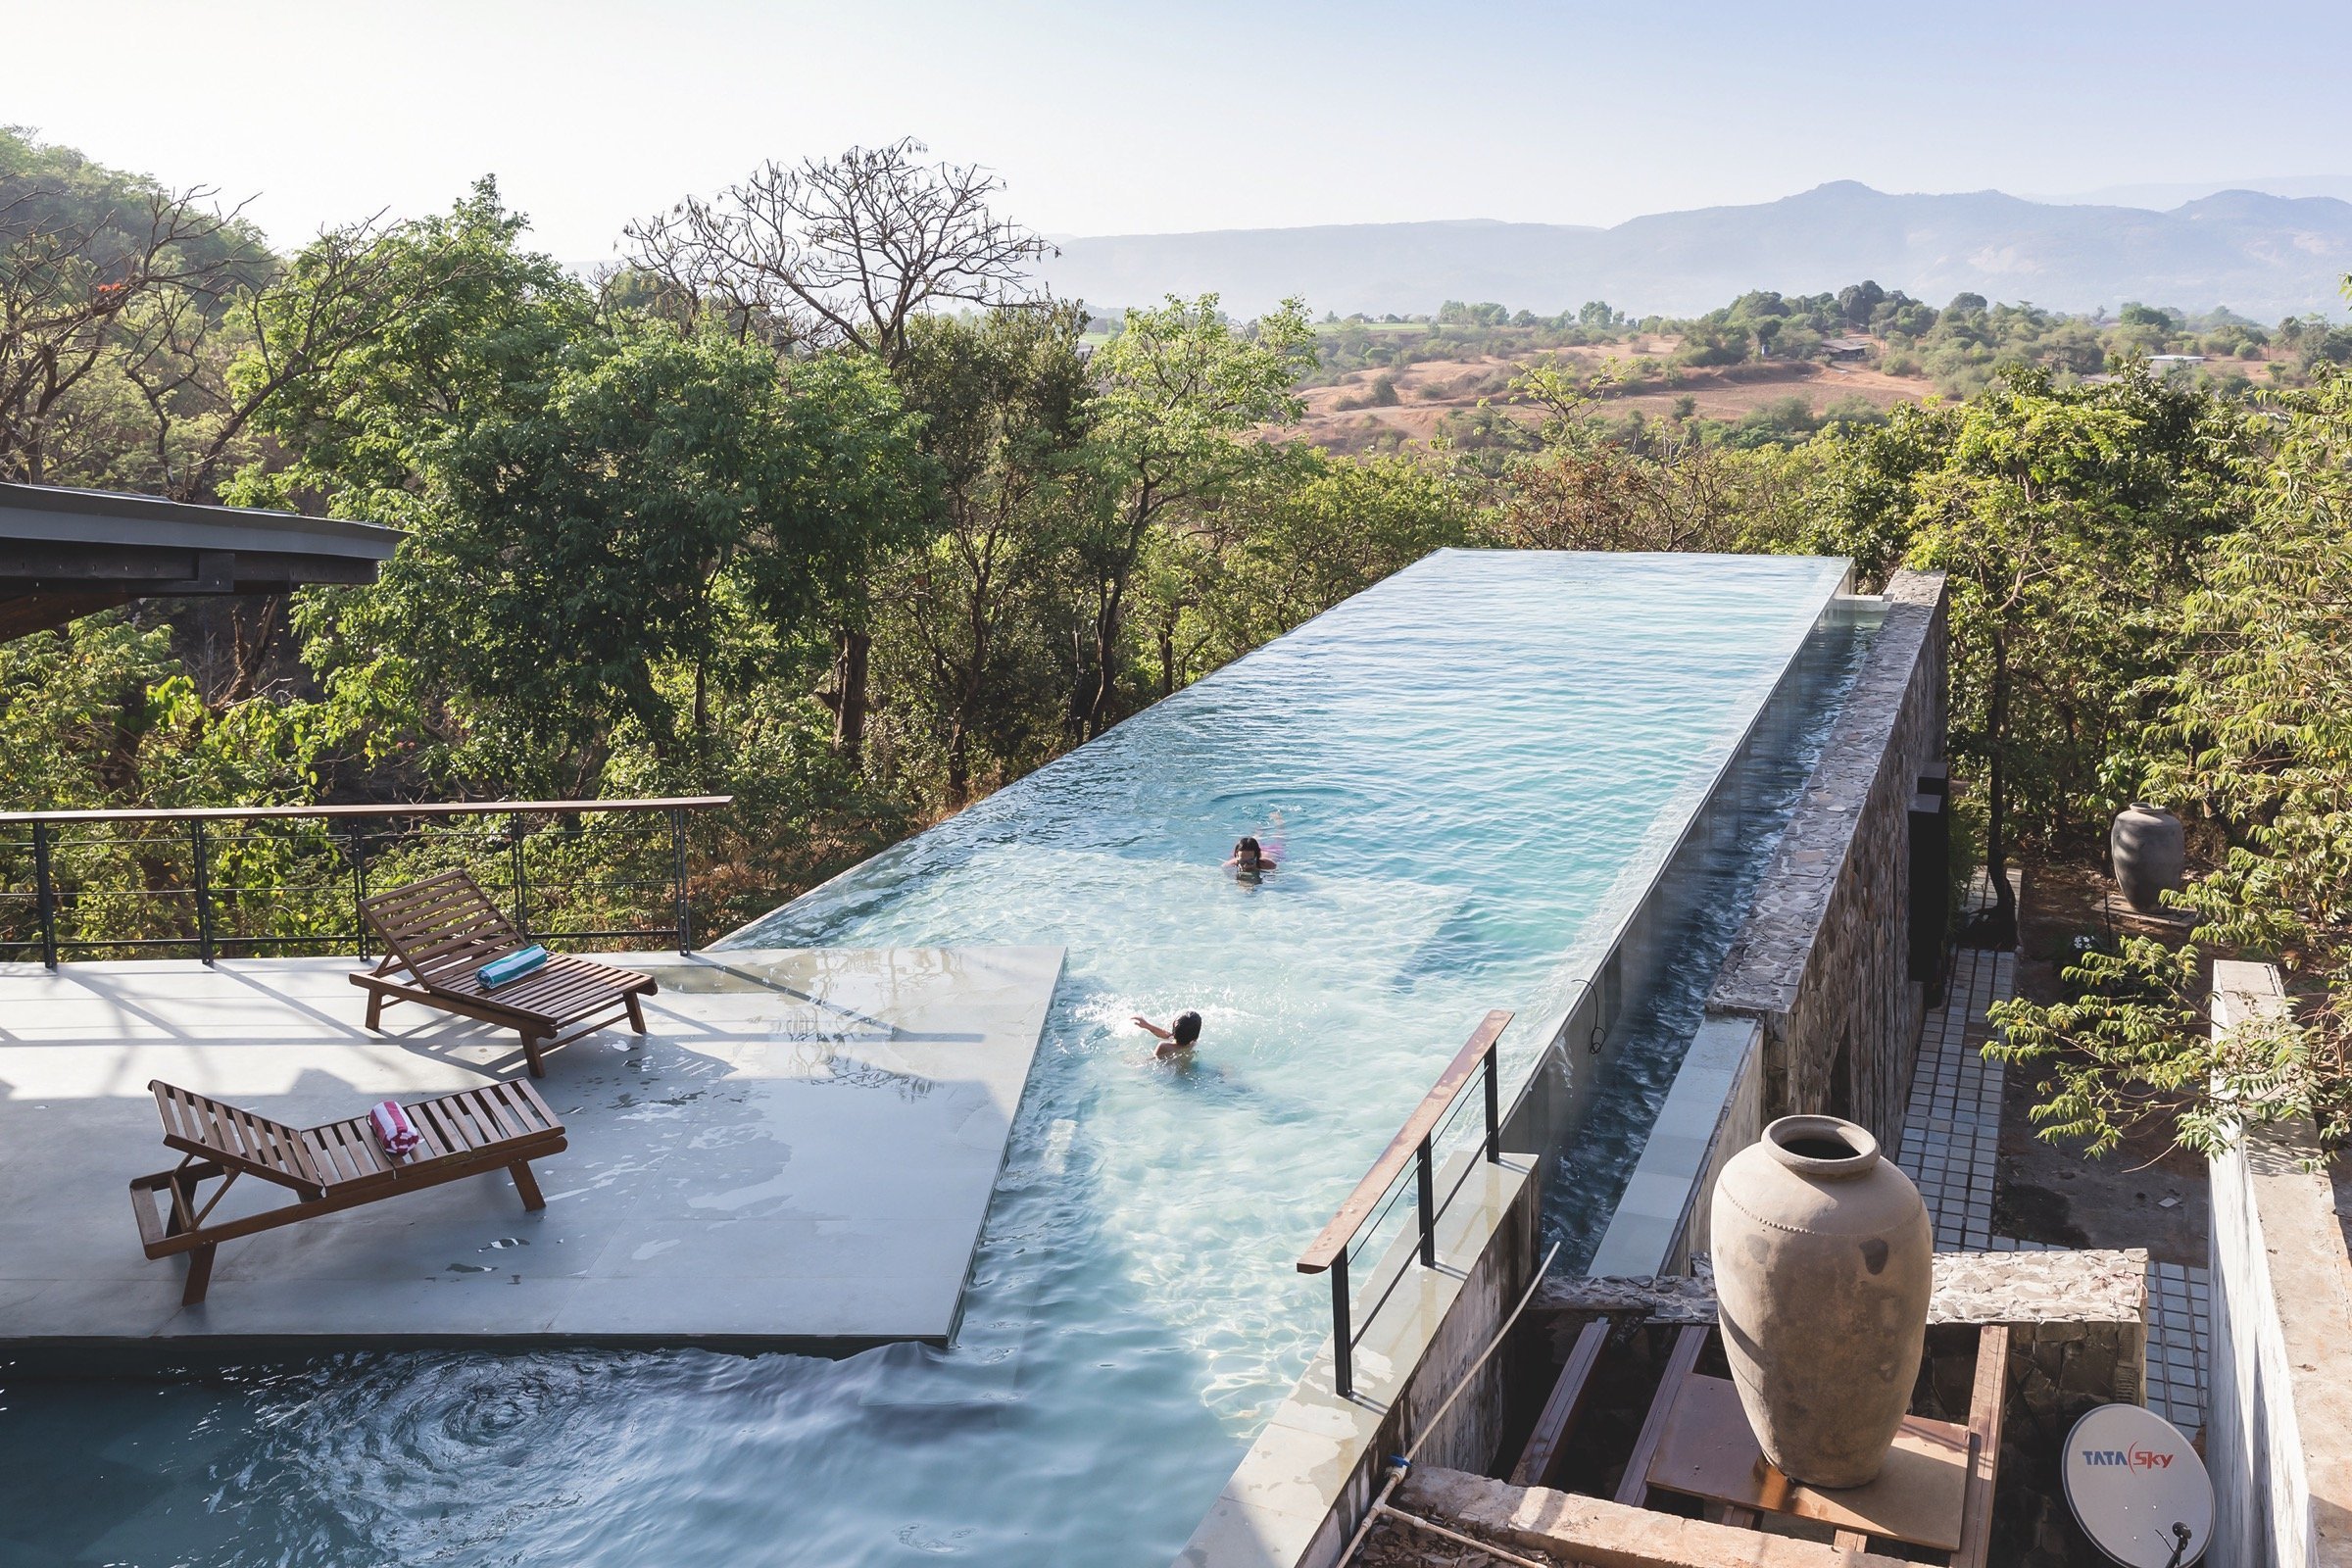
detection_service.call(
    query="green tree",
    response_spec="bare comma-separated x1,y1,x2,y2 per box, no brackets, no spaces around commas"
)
1882,368,2245,935
1073,294,1313,736
879,304,1098,801
250,187,928,796
1990,368,2352,1152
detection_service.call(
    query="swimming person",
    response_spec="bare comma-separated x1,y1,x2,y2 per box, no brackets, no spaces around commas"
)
1223,835,1278,883
1133,1010,1202,1059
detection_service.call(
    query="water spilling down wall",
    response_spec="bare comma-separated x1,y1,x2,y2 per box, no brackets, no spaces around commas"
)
1585,567,1948,1279
1708,567,1948,1148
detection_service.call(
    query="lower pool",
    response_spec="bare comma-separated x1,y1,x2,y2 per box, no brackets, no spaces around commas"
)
1,551,1856,1568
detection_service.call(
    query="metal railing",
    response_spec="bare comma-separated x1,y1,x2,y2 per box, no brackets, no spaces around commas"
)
0,797,732,967
1298,1008,1514,1398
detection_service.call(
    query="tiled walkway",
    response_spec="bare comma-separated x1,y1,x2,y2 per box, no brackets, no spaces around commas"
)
1893,929,2212,1439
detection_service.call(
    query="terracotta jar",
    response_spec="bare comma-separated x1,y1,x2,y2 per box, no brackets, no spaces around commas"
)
2110,804,2185,913
1709,1114,1933,1488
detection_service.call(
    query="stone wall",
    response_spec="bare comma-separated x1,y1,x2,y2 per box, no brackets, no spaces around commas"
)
2205,961,2352,1568
1709,568,1948,1147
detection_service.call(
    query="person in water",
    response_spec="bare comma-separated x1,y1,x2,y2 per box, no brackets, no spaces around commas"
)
1133,1009,1202,1059
1224,835,1279,882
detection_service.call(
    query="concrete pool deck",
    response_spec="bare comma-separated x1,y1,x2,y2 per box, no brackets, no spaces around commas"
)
0,946,1060,1355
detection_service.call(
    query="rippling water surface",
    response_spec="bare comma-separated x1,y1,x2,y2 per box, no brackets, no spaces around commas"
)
2,551,1854,1568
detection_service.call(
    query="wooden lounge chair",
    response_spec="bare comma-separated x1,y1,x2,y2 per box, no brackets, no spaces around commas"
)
352,869,656,1076
129,1078,565,1305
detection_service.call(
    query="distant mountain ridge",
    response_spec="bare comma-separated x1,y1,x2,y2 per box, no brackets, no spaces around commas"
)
1042,182,2352,319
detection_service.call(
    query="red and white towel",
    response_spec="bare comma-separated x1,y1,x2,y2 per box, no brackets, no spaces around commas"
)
369,1099,421,1158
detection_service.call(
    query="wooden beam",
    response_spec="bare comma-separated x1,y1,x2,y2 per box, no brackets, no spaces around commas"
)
1951,1323,2009,1568
1395,1466,1920,1568
1615,1324,1707,1505
0,590,136,640
1511,1318,1609,1488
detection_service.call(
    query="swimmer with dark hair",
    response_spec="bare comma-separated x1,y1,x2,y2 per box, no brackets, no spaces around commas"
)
1133,1010,1203,1059
1223,835,1278,882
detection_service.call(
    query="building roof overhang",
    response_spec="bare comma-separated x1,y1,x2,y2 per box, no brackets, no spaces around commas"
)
0,481,401,640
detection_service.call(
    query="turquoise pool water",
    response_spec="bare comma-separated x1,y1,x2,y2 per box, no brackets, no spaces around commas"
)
1,551,1854,1567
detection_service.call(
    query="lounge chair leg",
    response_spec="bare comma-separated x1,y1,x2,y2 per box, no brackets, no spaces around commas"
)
624,991,647,1034
365,988,384,1032
509,1159,547,1211
182,1243,217,1306
521,1031,546,1078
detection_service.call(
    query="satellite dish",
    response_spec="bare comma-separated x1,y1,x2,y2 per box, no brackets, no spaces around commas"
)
2063,1403,2212,1567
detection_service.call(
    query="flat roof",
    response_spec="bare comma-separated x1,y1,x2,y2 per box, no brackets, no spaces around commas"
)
0,947,1061,1355
0,480,399,560
0,481,403,638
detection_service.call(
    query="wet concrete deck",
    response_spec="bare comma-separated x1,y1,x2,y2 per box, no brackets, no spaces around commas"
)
0,946,1060,1353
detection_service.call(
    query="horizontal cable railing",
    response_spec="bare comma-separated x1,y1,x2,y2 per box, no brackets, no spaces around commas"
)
0,797,732,967
1298,1008,1515,1399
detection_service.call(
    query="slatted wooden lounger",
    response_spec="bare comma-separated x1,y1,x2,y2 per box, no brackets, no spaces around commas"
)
352,868,657,1077
130,1078,565,1305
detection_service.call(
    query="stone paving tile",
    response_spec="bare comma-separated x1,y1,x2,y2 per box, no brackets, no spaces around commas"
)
1893,901,2210,1441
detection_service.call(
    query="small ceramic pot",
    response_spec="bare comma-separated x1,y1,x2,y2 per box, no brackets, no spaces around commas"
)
2111,804,2185,913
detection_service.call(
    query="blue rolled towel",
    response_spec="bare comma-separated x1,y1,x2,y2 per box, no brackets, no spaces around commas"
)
479,945,550,989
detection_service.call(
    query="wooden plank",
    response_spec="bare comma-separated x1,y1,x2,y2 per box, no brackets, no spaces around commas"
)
471,1088,525,1143
1396,1467,1922,1568
421,1097,481,1153
1512,1319,1610,1487
1642,1373,1969,1551
509,1079,560,1133
1614,1325,1707,1505
1833,1530,1870,1550
1298,1008,1513,1272
303,1125,358,1186
1951,1324,2008,1568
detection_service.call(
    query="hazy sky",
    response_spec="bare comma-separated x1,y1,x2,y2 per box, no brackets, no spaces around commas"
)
9,0,2351,269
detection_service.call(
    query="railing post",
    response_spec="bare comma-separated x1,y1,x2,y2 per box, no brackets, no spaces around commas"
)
669,805,691,955
1416,1134,1438,1267
190,819,215,966
1483,1040,1501,1163
1330,1248,1352,1398
350,822,370,961
508,815,528,937
32,821,57,970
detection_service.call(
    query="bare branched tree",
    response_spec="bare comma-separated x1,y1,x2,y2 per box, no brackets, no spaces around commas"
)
0,182,246,484
623,137,1053,369
625,139,1055,765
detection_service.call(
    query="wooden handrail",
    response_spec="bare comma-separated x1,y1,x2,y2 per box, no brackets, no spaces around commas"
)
1298,1008,1513,1274
0,796,733,825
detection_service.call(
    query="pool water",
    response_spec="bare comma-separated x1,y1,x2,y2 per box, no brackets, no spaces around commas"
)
0,551,1855,1568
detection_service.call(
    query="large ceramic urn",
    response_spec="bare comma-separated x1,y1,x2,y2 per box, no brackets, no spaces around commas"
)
2111,804,2185,913
1709,1115,1933,1488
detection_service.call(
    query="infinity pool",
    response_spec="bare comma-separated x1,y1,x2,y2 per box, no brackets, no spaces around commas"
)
2,551,1856,1567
